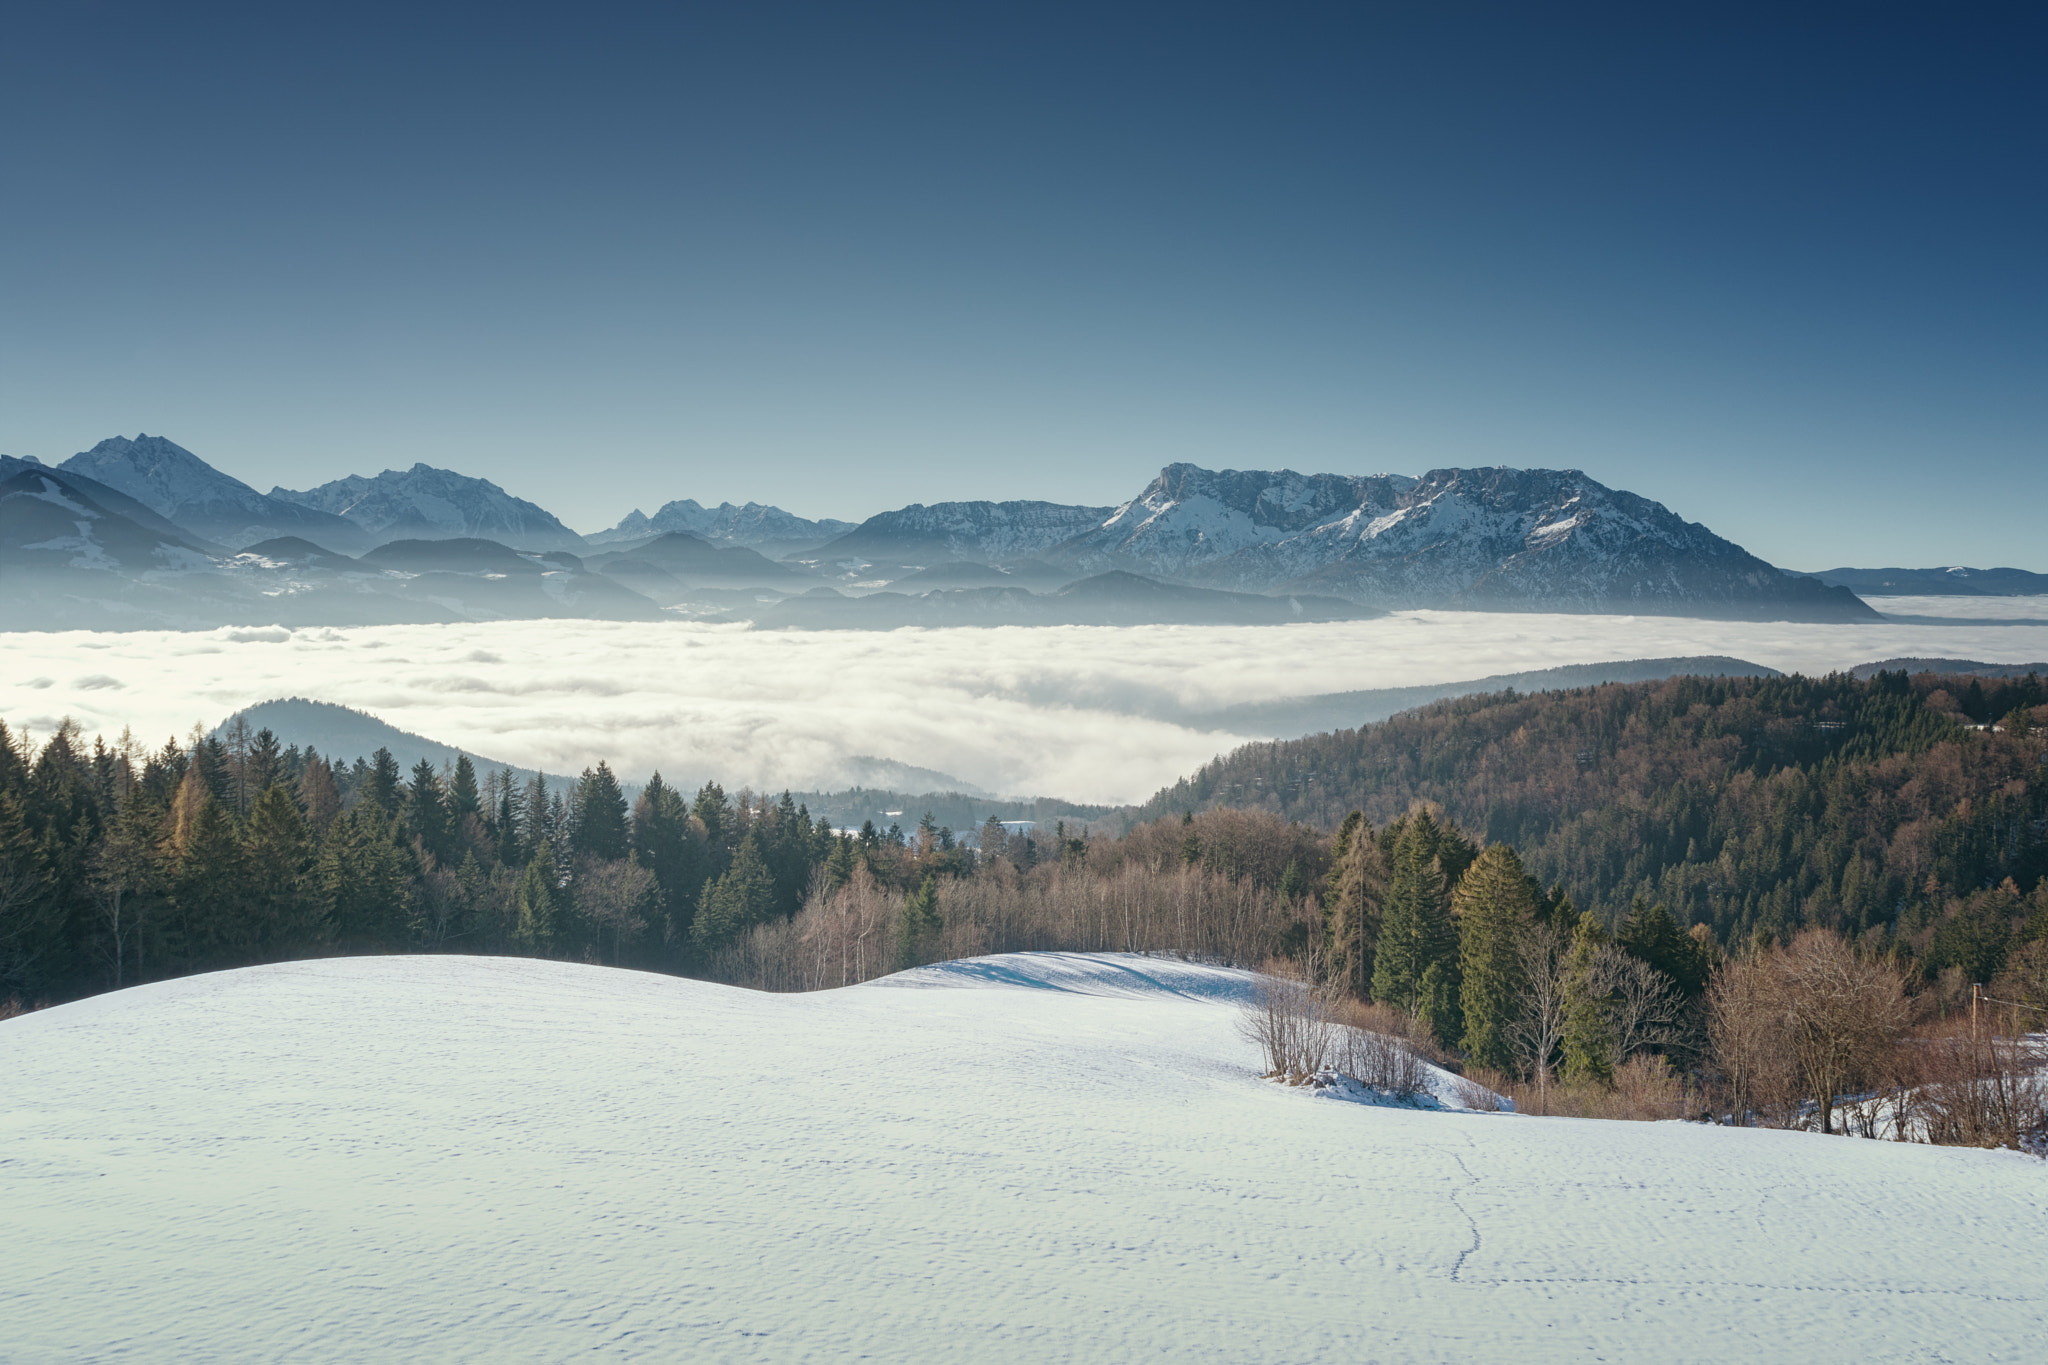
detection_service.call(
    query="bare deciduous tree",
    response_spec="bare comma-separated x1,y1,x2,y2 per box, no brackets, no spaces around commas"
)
575,857,655,965
1507,922,1569,1106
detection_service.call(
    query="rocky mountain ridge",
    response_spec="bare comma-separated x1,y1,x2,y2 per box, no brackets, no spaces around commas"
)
271,464,588,553
8,433,1958,626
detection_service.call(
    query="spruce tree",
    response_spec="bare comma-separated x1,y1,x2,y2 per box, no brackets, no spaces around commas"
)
572,762,629,863
172,797,251,969
511,842,558,955
1454,841,1537,1073
1372,811,1454,1014
690,834,775,955
1324,811,1386,1000
244,784,326,958
362,748,402,816
449,755,481,820
896,874,942,970
318,804,414,948
408,759,450,864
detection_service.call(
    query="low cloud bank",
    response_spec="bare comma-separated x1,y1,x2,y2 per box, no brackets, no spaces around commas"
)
6,601,2046,804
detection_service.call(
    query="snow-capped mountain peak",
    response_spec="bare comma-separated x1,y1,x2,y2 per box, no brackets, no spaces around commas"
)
588,498,854,552
59,435,370,552
271,463,588,552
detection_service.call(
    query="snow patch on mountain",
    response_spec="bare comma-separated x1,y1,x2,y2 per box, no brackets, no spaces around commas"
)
1053,463,1874,620
272,464,586,553
59,435,369,552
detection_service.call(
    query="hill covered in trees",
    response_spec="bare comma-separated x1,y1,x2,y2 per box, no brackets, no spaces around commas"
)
1138,669,2048,954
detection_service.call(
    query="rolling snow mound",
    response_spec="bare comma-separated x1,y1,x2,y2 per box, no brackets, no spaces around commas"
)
3,953,2042,1362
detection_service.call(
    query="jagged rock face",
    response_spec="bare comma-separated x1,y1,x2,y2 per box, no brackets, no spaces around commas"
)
272,464,586,553
1051,464,1875,620
817,500,1114,564
1063,464,1418,576
60,435,368,552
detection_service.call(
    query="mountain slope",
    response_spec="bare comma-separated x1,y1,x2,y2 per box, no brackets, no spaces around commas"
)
59,435,371,552
272,464,588,553
1055,464,1875,622
808,499,1114,568
591,499,853,552
3,953,2037,1361
1809,566,2048,596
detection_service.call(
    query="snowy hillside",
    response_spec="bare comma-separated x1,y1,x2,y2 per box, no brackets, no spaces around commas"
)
272,463,588,553
592,498,854,552
808,498,1114,568
59,435,371,552
1057,463,1875,620
4,953,2039,1361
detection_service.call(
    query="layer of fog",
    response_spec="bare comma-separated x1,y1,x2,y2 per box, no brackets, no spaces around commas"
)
6,599,2046,805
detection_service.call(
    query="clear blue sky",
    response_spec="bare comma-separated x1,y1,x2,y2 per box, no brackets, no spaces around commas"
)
3,2,2041,568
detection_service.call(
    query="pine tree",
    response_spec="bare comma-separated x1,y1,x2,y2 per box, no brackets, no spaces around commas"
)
690,834,775,955
1455,841,1537,1073
318,805,413,948
511,842,558,955
632,773,706,952
449,755,481,820
1324,811,1386,999
1372,811,1454,1014
408,759,450,864
572,762,629,862
244,784,326,958
897,874,942,970
171,796,251,969
362,748,403,816
245,728,283,800
1615,897,1709,997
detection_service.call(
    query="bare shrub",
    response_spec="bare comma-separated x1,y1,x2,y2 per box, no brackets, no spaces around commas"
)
1463,1054,1692,1121
1238,961,1341,1083
1917,1014,2048,1151
1335,1021,1429,1096
1454,1068,1508,1111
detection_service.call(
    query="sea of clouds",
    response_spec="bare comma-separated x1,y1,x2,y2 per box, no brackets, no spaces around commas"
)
6,596,2046,804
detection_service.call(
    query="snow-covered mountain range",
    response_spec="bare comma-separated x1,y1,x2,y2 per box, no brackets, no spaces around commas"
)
272,464,587,553
7,433,1901,625
1051,463,1872,619
805,499,1115,569
59,435,371,552
590,499,853,553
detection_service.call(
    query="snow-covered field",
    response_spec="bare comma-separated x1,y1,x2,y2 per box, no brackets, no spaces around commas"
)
3,953,2040,1361
5,599,2046,802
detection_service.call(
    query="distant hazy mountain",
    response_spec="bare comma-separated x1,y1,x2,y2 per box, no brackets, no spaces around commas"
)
273,464,588,553
806,500,1113,569
1848,658,2048,680
1807,566,2048,596
212,698,531,780
59,435,371,552
591,499,854,554
1052,464,1876,621
1189,655,1784,739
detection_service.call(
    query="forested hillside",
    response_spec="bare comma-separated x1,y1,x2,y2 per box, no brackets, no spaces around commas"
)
1141,670,2048,951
